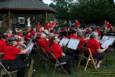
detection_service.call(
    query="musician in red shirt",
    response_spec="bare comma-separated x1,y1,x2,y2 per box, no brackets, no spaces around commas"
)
25,32,32,42
86,33,107,68
68,29,78,39
49,37,64,60
104,20,113,31
1,38,31,77
37,33,49,52
45,22,50,30
49,36,73,74
77,32,86,49
75,20,80,28
0,33,7,53
36,22,42,31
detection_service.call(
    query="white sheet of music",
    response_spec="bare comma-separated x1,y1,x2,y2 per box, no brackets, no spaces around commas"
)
67,39,80,50
27,43,34,54
59,38,69,46
101,36,115,48
100,36,109,44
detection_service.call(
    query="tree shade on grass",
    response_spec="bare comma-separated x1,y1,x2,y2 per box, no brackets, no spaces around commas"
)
32,49,115,77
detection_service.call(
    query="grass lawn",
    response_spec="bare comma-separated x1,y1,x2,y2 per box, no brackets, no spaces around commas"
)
31,50,115,77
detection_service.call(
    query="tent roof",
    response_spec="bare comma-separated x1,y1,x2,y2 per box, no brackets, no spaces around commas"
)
0,0,56,13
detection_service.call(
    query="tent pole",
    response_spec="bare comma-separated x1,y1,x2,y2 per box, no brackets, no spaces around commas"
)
45,12,48,23
8,10,11,29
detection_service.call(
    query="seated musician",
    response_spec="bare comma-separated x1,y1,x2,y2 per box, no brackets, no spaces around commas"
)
104,20,113,32
77,32,86,50
37,33,49,52
1,37,31,77
75,32,86,56
25,32,32,42
6,29,14,38
0,33,7,57
15,28,23,37
86,33,107,68
48,36,73,74
68,29,78,39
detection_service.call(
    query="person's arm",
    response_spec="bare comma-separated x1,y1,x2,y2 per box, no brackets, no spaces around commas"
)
19,47,30,54
19,43,34,54
97,48,107,53
62,52,66,56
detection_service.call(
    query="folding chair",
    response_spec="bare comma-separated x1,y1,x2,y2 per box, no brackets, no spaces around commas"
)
0,52,17,77
27,59,34,77
40,47,68,75
26,42,35,77
84,48,97,71
0,62,17,77
48,52,67,74
77,50,84,67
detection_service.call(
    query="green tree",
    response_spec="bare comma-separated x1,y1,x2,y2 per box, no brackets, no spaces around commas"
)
50,0,74,20
70,0,115,24
50,0,115,25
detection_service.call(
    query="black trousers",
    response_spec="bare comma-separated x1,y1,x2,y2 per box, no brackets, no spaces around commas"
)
84,52,104,61
2,59,26,77
51,55,73,74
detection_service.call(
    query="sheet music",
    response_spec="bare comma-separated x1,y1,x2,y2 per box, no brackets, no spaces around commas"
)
59,38,69,46
101,39,112,48
67,39,80,50
27,43,34,54
27,39,33,47
100,36,109,44
101,36,115,48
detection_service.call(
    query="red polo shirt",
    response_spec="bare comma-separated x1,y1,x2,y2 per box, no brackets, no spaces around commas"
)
77,37,86,49
75,21,80,27
18,32,23,37
37,38,49,52
69,34,78,39
2,46,20,60
86,38,100,55
49,43,63,60
107,23,113,30
25,32,32,42
36,22,41,31
96,29,101,36
45,22,50,30
0,39,7,53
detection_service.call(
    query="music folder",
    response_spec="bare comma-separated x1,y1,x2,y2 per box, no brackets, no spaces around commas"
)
67,39,80,50
59,38,69,47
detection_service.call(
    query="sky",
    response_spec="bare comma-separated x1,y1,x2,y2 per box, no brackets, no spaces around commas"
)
43,0,115,4
43,0,52,5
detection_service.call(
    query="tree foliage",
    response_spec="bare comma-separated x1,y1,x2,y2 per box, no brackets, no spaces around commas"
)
50,0,74,20
50,0,115,24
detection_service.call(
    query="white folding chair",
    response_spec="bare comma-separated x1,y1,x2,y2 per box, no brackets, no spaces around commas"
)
84,48,97,71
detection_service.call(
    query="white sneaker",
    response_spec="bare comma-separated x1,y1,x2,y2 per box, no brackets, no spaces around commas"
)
96,64,100,69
